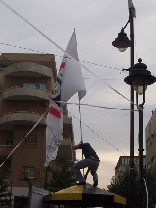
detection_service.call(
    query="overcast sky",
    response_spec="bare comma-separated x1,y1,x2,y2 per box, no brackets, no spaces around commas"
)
0,0,156,189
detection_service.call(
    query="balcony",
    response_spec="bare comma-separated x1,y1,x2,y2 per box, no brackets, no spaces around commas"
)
0,145,13,156
2,86,50,101
0,112,46,130
3,62,53,78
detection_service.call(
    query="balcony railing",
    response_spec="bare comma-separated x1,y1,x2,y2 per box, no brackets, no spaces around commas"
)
3,86,50,94
0,111,46,129
2,86,50,101
4,62,53,78
1,107,48,117
0,145,13,149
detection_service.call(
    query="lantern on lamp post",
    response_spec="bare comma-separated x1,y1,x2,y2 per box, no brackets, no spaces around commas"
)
112,28,131,52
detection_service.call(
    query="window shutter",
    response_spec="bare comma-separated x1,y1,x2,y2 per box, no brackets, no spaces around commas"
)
19,167,25,179
34,168,39,179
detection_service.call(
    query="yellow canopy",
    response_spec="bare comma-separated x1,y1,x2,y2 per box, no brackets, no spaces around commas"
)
43,183,126,207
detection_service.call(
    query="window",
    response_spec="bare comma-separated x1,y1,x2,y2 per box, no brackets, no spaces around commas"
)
4,170,10,179
39,83,46,91
143,157,146,166
20,167,38,179
24,167,35,179
25,135,37,147
122,157,124,165
146,138,150,147
125,157,128,165
23,83,46,91
6,141,13,148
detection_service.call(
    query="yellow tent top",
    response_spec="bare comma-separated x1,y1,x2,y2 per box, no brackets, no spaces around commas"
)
43,183,126,207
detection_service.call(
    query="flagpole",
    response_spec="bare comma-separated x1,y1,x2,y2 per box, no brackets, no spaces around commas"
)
78,99,84,176
79,100,83,142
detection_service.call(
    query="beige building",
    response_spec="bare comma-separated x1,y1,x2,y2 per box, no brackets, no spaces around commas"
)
0,53,75,203
115,156,146,181
145,109,156,169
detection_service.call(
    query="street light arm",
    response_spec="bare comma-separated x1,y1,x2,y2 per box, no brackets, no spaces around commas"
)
123,18,130,30
122,67,132,72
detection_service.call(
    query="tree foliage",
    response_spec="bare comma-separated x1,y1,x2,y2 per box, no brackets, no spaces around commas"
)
0,172,12,207
47,156,76,192
107,167,156,208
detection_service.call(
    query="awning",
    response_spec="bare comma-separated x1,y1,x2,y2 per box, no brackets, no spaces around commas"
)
43,183,126,207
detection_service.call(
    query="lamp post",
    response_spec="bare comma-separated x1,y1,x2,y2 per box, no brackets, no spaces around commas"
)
124,58,156,208
44,165,51,190
112,8,134,208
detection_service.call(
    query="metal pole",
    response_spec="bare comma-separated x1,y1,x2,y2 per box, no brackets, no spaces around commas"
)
139,105,144,208
10,181,12,208
129,8,135,208
44,166,48,190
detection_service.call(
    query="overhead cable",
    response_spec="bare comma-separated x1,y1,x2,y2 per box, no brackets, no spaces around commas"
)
56,101,138,112
0,42,123,72
0,0,140,109
0,108,49,168
69,110,127,156
0,53,136,114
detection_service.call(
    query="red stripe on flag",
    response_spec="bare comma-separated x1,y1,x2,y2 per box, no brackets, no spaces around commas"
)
49,106,61,119
59,62,65,71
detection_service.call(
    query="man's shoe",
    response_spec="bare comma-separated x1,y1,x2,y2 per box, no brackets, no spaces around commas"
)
93,179,98,187
76,181,86,185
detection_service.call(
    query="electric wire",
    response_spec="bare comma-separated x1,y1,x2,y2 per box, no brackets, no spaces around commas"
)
0,53,130,164
0,53,136,113
1,53,53,101
0,0,140,109
0,108,49,168
0,98,130,168
0,1,149,204
0,54,132,168
0,2,142,169
56,101,138,112
0,52,136,167
0,42,123,73
68,110,127,156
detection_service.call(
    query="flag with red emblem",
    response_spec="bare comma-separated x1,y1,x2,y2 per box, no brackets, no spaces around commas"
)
45,31,86,166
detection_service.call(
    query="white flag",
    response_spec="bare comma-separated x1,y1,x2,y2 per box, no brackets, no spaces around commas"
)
45,31,86,166
53,31,86,102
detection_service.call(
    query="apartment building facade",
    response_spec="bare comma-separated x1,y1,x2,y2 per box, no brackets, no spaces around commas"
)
0,53,75,202
115,155,146,181
145,109,156,169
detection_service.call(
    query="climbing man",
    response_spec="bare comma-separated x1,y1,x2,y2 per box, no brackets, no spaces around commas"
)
74,141,100,186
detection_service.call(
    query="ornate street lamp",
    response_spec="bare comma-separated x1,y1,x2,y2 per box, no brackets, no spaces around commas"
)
112,28,131,52
124,58,156,103
124,58,156,208
112,11,135,208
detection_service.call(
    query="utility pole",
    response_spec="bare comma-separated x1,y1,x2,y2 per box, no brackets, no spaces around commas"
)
129,7,134,208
